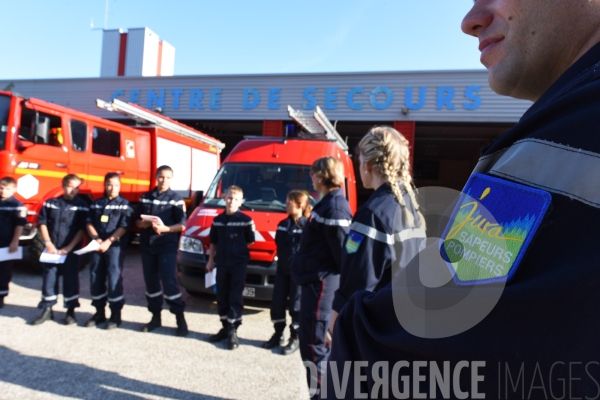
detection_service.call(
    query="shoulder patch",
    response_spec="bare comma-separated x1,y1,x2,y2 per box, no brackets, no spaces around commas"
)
441,173,551,285
19,208,27,218
345,231,365,254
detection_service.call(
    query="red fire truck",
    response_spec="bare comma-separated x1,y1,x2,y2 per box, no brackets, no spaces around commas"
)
177,106,357,300
0,91,223,264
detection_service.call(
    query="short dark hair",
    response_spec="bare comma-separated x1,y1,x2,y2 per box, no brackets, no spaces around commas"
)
156,165,173,176
0,177,17,186
62,174,82,187
104,172,121,184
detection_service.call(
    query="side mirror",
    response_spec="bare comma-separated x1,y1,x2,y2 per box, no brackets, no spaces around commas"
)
31,114,50,144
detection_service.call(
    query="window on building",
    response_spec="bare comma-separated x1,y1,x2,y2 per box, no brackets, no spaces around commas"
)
92,127,120,157
70,120,87,152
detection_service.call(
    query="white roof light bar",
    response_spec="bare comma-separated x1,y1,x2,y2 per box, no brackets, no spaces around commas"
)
96,98,225,150
287,105,348,152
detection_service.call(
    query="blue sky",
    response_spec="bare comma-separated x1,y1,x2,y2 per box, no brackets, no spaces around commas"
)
0,0,481,79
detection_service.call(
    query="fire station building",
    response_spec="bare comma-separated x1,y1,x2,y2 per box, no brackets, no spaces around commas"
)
1,71,530,200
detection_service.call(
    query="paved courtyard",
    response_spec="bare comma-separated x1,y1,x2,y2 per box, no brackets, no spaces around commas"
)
0,247,309,399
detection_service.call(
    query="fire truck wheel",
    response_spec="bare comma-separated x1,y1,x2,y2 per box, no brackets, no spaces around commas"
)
27,234,45,274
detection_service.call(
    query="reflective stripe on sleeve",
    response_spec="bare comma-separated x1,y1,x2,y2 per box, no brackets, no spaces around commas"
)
350,222,394,244
395,228,427,242
311,212,351,227
42,295,58,301
145,290,163,298
487,138,600,208
108,295,124,302
63,294,79,302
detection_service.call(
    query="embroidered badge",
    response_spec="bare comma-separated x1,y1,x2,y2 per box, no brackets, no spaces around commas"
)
441,173,551,285
19,208,27,218
345,231,365,254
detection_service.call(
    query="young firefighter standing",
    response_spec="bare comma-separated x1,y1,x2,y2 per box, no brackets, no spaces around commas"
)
0,177,27,308
262,190,311,355
290,157,352,398
32,174,88,325
85,173,132,330
206,185,255,350
135,165,188,337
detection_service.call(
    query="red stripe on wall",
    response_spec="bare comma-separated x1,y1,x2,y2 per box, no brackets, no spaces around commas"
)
393,121,416,172
262,120,284,137
157,41,163,76
118,33,128,76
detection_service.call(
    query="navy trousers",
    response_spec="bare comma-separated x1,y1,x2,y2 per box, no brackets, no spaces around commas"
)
270,267,301,337
89,246,125,311
299,274,339,397
38,253,80,309
141,252,185,314
0,260,12,298
216,262,246,328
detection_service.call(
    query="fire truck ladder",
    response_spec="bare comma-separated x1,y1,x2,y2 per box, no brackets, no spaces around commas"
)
96,98,225,151
287,105,348,152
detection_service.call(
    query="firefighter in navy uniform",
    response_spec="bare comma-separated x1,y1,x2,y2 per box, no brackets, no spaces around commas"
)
329,127,426,335
290,157,352,398
262,190,311,355
324,2,600,399
135,165,188,337
206,185,255,350
85,173,132,330
32,174,88,325
0,177,27,308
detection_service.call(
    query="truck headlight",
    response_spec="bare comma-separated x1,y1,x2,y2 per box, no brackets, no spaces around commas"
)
179,236,204,254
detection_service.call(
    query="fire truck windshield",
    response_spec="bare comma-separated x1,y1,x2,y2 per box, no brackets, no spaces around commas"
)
0,95,10,150
203,163,318,212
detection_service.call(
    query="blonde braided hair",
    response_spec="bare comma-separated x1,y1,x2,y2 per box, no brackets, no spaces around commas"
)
357,126,425,229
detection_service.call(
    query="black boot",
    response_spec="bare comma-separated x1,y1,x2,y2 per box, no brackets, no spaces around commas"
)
228,328,240,350
64,307,77,325
282,336,300,355
175,313,189,337
32,307,53,325
208,320,228,342
141,311,161,332
262,331,285,349
106,310,122,330
85,308,107,328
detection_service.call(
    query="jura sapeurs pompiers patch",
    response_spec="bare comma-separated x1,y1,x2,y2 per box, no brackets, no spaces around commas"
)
441,173,551,285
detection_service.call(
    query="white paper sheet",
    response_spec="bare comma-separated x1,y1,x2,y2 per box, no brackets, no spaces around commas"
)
73,240,101,255
141,215,163,224
205,268,217,288
40,250,67,264
0,247,23,261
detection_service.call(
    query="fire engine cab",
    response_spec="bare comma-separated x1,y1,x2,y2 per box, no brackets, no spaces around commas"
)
177,106,357,300
0,91,223,265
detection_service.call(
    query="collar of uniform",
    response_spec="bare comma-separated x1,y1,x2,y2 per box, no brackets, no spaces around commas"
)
321,188,343,202
0,196,15,203
152,188,172,198
103,195,122,203
481,41,600,156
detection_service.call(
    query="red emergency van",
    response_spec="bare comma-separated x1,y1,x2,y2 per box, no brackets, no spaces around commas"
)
177,106,357,300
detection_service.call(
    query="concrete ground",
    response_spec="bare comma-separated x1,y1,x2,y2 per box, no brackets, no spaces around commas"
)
0,247,310,400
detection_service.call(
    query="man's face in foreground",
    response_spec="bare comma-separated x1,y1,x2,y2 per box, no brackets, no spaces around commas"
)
461,0,600,101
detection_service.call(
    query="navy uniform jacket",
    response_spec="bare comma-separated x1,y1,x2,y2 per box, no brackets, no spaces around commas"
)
275,215,307,275
38,196,89,249
87,195,132,247
332,184,426,313
135,188,186,254
326,42,600,399
291,189,352,286
209,210,255,266
0,196,27,247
